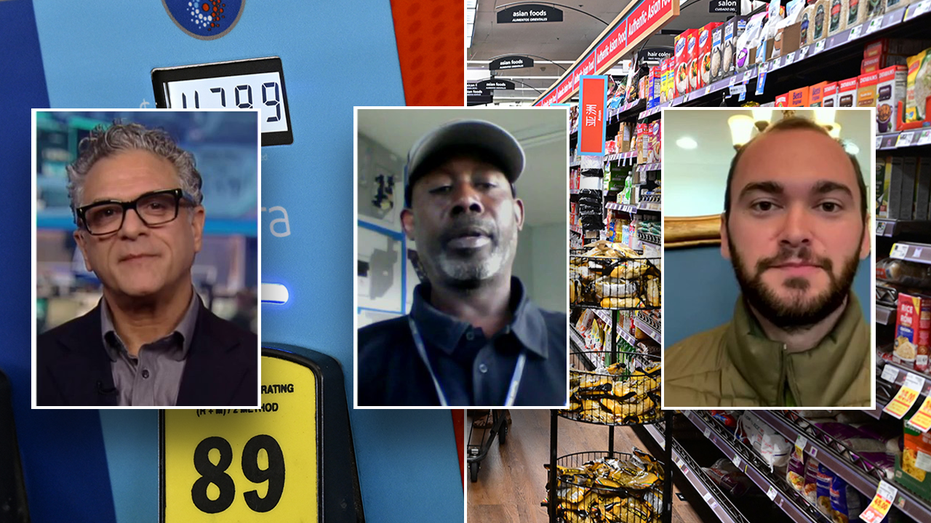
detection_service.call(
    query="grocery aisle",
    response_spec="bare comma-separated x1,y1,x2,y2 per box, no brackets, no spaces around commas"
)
467,409,708,523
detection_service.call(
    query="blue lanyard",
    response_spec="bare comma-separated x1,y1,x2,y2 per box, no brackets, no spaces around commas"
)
408,317,527,407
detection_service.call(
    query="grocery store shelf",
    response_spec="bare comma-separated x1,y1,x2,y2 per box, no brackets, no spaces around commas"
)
593,309,612,326
638,200,661,213
638,162,661,172
618,327,639,349
876,304,894,325
638,231,661,247
634,4,929,121
606,201,639,214
604,151,637,163
877,219,931,237
570,224,583,234
756,410,931,523
638,423,745,523
570,325,585,351
683,412,829,523
877,129,931,150
570,160,580,167
889,241,931,265
635,312,661,344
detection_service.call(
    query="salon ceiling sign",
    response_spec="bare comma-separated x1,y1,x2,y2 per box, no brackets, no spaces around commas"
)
534,0,679,106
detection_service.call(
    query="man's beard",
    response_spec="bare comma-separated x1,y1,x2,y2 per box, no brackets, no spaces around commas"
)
728,231,861,331
424,216,517,289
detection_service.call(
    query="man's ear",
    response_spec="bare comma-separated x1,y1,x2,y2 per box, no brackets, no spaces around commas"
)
191,205,206,253
513,198,525,231
401,208,415,241
73,229,93,272
860,213,871,260
719,213,731,260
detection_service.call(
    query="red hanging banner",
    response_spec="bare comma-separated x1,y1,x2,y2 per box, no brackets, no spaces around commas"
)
579,75,607,155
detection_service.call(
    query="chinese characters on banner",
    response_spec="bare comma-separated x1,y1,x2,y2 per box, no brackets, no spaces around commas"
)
579,76,607,155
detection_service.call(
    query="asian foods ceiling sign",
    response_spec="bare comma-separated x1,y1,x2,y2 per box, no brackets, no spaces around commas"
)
496,4,564,23
534,0,680,106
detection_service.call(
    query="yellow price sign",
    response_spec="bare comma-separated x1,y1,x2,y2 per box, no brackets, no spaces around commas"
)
909,395,931,432
883,372,925,419
160,346,363,522
859,480,898,523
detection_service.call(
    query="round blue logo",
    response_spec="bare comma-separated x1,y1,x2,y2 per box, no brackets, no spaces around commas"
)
163,0,245,40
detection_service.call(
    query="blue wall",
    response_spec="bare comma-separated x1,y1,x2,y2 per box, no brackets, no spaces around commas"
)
1,1,463,521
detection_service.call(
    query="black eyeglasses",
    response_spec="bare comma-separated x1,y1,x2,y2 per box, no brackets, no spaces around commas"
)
76,188,198,235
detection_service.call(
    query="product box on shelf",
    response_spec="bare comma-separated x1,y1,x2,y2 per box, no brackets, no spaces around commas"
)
887,156,914,220
857,71,879,107
789,86,811,107
723,16,747,78
846,0,868,28
774,23,802,58
877,65,907,133
863,54,907,74
698,22,720,89
800,4,814,46
650,65,663,107
878,156,891,218
895,291,931,371
811,0,829,43
838,77,859,106
649,120,661,164
674,31,692,97
688,29,700,93
658,61,668,104
827,0,847,37
896,412,931,502
776,93,789,106
809,81,828,106
618,122,632,152
711,23,725,81
866,38,931,59
604,163,631,192
916,157,931,221
822,82,838,107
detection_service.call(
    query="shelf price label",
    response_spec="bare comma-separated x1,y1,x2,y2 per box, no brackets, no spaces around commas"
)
785,51,796,65
732,454,742,468
795,435,808,454
813,40,827,55
890,243,909,259
875,136,883,150
766,486,778,501
860,481,898,523
918,129,931,145
880,363,899,382
849,24,865,40
876,221,888,237
883,372,925,419
866,16,884,34
896,131,916,147
905,0,930,21
797,46,809,60
908,395,931,432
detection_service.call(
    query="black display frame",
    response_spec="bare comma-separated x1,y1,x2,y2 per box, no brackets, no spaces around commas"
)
152,57,294,146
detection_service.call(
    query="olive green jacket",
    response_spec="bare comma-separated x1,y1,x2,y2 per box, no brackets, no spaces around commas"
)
665,294,871,407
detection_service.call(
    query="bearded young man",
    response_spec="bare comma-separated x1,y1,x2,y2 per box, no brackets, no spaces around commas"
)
665,117,872,407
357,120,568,407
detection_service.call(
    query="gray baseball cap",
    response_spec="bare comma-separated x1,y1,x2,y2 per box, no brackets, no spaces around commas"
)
404,119,525,207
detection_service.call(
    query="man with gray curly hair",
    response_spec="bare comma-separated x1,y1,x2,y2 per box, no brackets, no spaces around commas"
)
37,121,257,407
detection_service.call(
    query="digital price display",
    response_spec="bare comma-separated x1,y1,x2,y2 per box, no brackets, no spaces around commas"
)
160,346,363,522
152,57,293,146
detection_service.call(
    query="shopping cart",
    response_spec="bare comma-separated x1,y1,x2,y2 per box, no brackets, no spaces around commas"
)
466,410,508,482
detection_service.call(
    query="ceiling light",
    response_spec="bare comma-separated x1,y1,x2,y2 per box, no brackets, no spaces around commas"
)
676,136,697,149
728,115,755,149
842,139,858,155
751,108,773,131
828,122,842,139
814,107,836,128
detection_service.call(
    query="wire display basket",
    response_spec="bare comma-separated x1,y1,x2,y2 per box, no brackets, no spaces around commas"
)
570,247,660,311
546,450,665,523
561,351,661,426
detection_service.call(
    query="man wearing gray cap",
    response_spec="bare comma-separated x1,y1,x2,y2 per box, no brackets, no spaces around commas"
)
358,119,567,407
